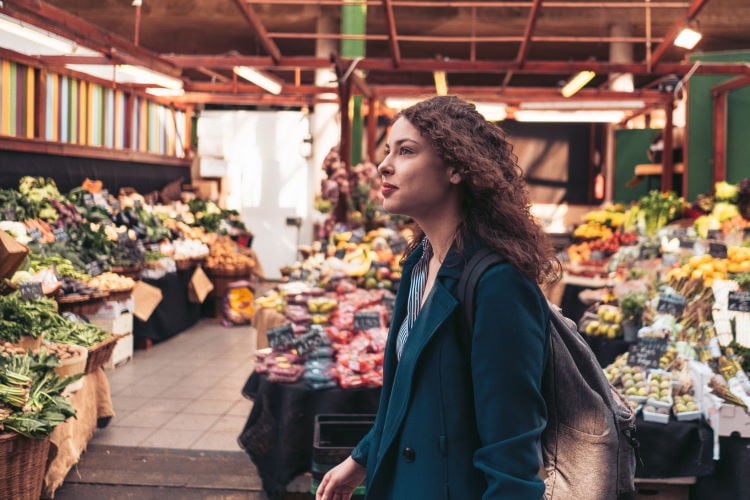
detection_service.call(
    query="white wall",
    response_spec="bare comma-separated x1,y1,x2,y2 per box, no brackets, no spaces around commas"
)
197,110,312,279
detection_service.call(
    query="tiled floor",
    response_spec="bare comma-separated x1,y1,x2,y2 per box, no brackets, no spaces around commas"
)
92,319,257,451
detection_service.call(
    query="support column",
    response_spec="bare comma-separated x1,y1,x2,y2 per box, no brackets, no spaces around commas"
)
341,0,366,166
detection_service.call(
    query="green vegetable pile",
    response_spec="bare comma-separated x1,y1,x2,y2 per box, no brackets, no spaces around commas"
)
0,188,40,221
0,350,80,439
18,176,63,222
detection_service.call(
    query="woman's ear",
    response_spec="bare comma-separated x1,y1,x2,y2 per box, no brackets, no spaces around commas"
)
449,169,462,184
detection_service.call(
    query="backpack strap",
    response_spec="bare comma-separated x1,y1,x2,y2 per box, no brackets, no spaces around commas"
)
456,247,506,338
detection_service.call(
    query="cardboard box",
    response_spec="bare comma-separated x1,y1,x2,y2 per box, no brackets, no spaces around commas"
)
104,333,133,369
132,281,163,322
188,266,214,303
90,298,135,319
718,403,750,437
0,229,29,279
89,312,134,335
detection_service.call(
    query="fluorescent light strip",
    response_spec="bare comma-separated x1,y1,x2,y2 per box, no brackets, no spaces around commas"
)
233,66,283,95
560,70,596,98
674,27,702,49
521,100,645,110
514,110,626,123
145,88,185,97
0,14,77,53
118,65,183,90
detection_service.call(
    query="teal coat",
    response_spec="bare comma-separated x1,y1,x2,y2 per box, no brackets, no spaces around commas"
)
351,243,550,499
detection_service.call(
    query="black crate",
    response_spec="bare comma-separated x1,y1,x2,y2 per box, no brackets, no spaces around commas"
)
312,414,375,468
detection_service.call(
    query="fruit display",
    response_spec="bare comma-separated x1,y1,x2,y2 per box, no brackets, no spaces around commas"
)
86,272,136,293
665,248,750,288
580,304,623,338
673,393,701,420
205,236,256,275
583,206,628,228
573,221,613,241
646,370,674,408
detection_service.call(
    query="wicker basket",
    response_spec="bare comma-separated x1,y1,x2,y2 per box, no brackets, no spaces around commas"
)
85,335,119,373
110,265,142,280
105,289,133,303
57,296,106,317
0,432,50,500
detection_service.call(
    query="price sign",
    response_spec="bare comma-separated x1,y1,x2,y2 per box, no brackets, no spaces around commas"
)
111,200,121,211
728,291,750,313
627,337,669,369
4,206,15,221
291,329,325,356
19,282,43,300
657,292,686,316
53,227,69,242
708,242,728,259
354,311,382,331
679,239,695,249
639,244,660,260
27,227,43,241
83,193,94,207
85,261,103,277
134,199,143,210
707,229,722,241
744,227,750,240
382,292,396,312
349,228,365,244
387,235,408,255
334,249,346,260
267,323,295,349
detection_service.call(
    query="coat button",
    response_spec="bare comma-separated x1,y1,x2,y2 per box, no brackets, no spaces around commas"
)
402,447,415,462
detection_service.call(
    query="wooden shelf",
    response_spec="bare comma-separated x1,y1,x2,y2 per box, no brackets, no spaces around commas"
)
634,163,684,176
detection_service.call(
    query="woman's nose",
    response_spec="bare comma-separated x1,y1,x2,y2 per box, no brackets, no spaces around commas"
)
377,157,392,175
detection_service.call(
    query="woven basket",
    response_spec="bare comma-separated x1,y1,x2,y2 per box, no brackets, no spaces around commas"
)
57,296,106,317
85,335,119,373
0,432,50,500
110,265,142,280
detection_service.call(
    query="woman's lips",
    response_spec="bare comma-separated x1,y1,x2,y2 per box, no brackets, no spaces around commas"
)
381,183,397,197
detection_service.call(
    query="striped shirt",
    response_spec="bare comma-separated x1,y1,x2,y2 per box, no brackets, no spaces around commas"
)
396,238,432,360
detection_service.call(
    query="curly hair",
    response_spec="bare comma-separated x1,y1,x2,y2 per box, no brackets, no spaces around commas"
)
397,95,560,285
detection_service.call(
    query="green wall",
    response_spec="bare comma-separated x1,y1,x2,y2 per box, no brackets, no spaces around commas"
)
687,50,750,199
614,128,661,203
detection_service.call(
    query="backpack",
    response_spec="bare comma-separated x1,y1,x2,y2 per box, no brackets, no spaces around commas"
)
457,248,638,500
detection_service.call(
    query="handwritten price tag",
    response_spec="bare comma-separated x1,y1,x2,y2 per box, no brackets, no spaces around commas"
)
354,311,382,331
657,292,686,316
627,337,669,369
85,261,103,277
267,323,295,349
19,282,43,300
728,291,750,313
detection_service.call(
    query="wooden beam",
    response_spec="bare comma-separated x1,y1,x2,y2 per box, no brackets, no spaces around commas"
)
503,0,543,86
170,92,335,106
710,74,750,95
186,82,336,95
0,136,191,166
367,97,377,162
350,71,373,99
232,0,282,64
35,68,47,140
712,90,726,185
245,0,688,7
381,0,401,68
196,67,232,83
2,0,181,77
648,0,711,68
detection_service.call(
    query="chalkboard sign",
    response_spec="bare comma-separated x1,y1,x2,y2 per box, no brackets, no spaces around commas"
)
334,249,346,260
639,244,660,260
387,235,408,255
679,239,695,249
354,311,382,331
657,292,686,316
83,193,94,207
706,229,722,241
53,227,69,243
350,228,365,244
4,206,15,221
382,293,396,312
85,261,103,277
291,329,326,356
744,227,750,240
19,282,43,300
627,337,669,369
728,291,750,313
267,323,295,349
672,228,687,239
708,242,728,259
27,227,43,241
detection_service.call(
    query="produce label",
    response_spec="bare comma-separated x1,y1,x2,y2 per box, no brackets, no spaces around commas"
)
85,261,103,277
354,311,382,331
728,291,750,312
708,242,728,259
382,293,396,312
657,292,686,316
27,227,43,241
679,238,695,249
83,193,94,207
134,199,143,209
334,249,346,260
350,228,366,244
638,244,660,260
627,337,669,369
291,329,325,356
111,200,121,211
706,229,722,241
53,227,69,242
267,323,295,349
4,206,15,220
387,235,408,255
19,281,43,300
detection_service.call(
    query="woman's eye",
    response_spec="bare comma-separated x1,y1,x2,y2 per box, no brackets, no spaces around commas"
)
399,147,412,155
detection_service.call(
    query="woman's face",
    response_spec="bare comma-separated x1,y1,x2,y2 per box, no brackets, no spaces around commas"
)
378,117,459,219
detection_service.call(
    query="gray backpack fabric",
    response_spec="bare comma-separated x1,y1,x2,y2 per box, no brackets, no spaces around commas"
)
457,248,638,499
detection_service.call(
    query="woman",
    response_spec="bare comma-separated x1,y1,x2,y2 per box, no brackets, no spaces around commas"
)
317,96,560,499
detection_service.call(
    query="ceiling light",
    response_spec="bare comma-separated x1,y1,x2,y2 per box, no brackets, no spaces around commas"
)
521,100,644,110
145,88,185,97
560,70,596,98
473,103,507,122
233,66,283,95
0,14,77,54
433,70,448,96
117,65,183,90
383,97,421,110
674,27,702,50
514,110,626,123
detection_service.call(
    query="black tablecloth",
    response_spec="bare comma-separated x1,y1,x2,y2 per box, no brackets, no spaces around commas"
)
133,268,201,343
635,416,715,479
239,372,380,498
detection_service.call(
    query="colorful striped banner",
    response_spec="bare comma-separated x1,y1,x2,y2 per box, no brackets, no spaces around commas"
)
1,60,10,135
25,66,34,138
